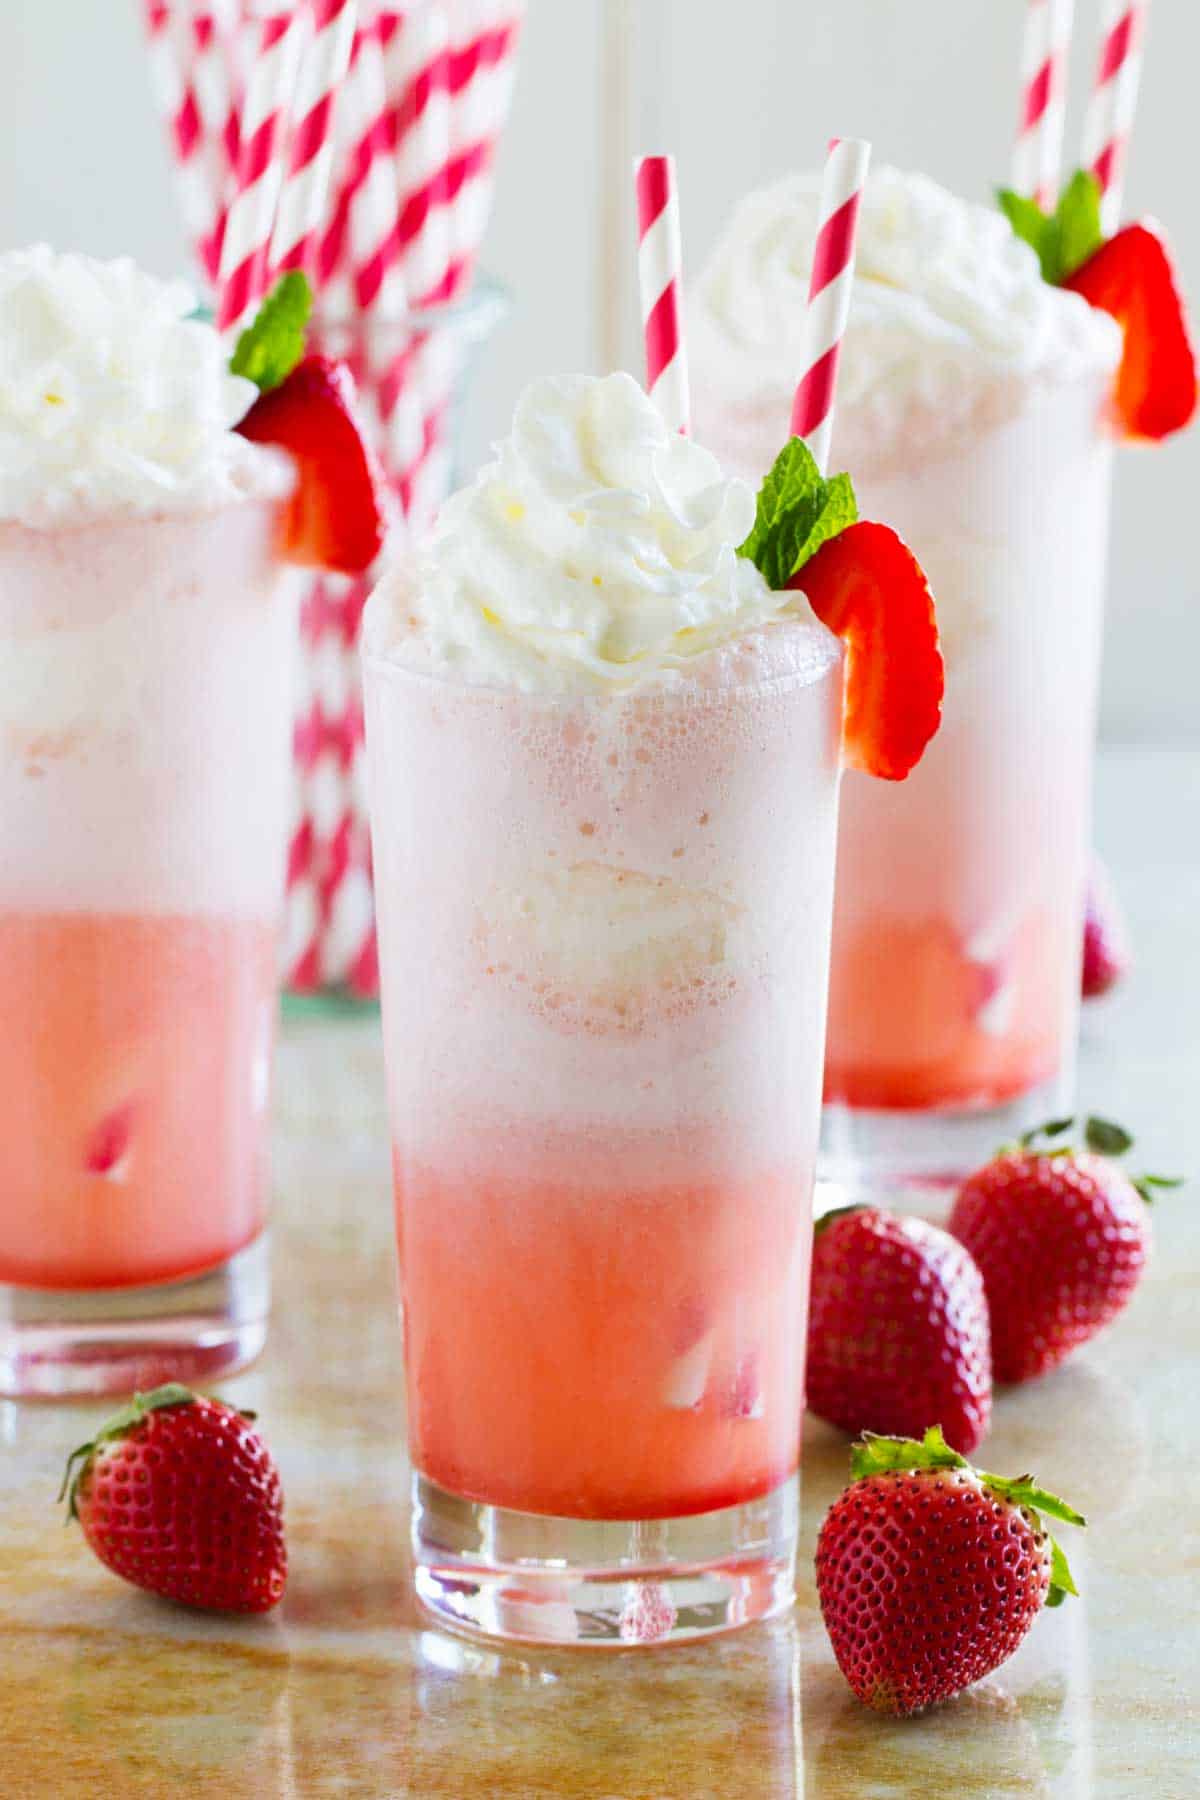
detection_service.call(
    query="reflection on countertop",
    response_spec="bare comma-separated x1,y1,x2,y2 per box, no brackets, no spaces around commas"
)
1,748,1197,1798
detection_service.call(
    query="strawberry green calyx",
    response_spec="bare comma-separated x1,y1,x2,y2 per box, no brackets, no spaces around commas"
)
736,437,858,592
997,169,1105,287
1010,1114,1185,1205
229,271,313,393
1082,1116,1133,1156
59,1383,198,1519
849,1425,1085,1607
850,1422,966,1480
813,1202,870,1239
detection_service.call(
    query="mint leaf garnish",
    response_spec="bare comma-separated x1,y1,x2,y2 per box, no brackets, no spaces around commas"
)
1054,169,1105,281
229,271,312,392
997,188,1056,280
997,169,1105,287
736,436,857,591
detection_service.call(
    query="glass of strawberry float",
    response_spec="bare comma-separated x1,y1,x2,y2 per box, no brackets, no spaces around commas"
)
0,255,386,1397
362,371,940,1643
691,166,1195,1196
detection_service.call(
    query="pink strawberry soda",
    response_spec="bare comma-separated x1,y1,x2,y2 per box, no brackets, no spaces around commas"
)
365,374,844,1610
691,169,1121,1163
0,250,301,1396
0,505,294,1298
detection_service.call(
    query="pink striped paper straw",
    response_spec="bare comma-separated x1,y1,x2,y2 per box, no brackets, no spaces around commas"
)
1012,0,1076,208
432,0,525,305
634,154,689,435
189,1,244,280
1083,0,1150,231
217,5,310,336
269,0,358,279
383,3,452,309
791,137,871,475
142,1,227,283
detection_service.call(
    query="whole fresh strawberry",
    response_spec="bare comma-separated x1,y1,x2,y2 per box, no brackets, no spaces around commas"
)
60,1384,286,1613
816,1426,1084,1715
1082,857,1131,999
949,1117,1181,1384
806,1207,992,1455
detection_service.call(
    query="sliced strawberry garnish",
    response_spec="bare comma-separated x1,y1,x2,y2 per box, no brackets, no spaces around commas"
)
1064,222,1198,441
237,354,390,574
789,521,943,781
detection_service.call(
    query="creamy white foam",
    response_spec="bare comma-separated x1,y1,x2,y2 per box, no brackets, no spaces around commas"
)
0,246,291,523
690,166,1121,477
367,371,836,694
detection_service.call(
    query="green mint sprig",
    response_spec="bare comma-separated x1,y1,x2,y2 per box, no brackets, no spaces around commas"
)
229,270,313,392
997,168,1105,287
736,436,858,591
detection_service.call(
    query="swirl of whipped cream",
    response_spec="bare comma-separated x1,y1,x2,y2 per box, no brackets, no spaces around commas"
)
0,246,291,523
690,166,1122,478
368,371,821,694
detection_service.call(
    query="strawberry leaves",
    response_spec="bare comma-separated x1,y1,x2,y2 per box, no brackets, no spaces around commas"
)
229,270,313,393
1084,1116,1134,1156
997,169,1105,286
59,1383,197,1519
847,1426,1085,1608
1012,1114,1185,1204
850,1423,966,1480
737,436,858,591
1046,1540,1079,1608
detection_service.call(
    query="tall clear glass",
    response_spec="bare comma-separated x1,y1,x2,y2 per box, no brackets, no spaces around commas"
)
364,626,843,1644
0,499,297,1396
820,377,1114,1194
699,372,1114,1197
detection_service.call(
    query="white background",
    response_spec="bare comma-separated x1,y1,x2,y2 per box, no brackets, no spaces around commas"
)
0,0,1195,742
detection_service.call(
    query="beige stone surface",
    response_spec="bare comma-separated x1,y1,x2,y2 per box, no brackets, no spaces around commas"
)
1,750,1197,1797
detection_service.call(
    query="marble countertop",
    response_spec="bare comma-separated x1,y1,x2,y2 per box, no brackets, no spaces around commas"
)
1,746,1197,1799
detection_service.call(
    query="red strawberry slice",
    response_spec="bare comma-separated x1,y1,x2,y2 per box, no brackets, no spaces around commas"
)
237,355,390,574
1064,222,1198,441
84,1101,137,1178
789,521,943,781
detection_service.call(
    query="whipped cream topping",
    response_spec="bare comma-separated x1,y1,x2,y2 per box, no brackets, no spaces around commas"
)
690,166,1122,476
0,246,291,524
368,371,832,694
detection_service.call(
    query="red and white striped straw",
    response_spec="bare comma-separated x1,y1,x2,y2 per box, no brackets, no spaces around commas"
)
142,1,227,283
1083,0,1150,232
384,3,452,309
1012,0,1076,208
269,0,358,280
217,5,310,335
634,154,689,436
791,137,871,475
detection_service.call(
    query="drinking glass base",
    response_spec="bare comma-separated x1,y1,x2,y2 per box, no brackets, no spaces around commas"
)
818,1073,1072,1213
412,1471,798,1647
0,1231,269,1399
